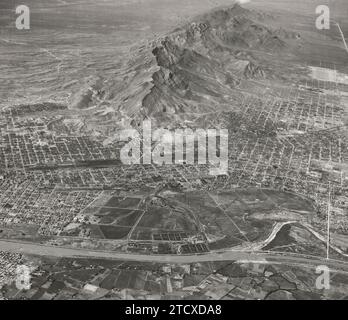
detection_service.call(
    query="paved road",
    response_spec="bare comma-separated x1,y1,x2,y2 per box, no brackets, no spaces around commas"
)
1,239,348,272
334,21,348,54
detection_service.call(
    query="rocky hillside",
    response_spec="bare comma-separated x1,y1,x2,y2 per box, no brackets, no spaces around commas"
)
76,4,302,134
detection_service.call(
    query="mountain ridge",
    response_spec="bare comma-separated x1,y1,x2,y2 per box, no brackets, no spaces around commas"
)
67,4,303,135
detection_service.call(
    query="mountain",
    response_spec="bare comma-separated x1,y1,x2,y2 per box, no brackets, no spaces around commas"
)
73,4,302,134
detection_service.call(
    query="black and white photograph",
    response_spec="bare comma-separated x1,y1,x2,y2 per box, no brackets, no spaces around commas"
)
0,0,348,306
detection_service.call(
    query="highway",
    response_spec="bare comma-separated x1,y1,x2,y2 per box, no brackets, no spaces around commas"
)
1,239,348,273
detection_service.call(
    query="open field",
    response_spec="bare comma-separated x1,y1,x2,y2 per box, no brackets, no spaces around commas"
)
0,0,238,107
80,188,318,249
